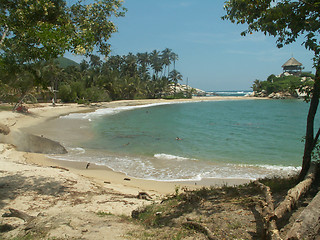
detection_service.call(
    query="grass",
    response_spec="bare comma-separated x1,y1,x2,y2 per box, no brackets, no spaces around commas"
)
259,175,298,193
0,105,12,111
96,211,114,217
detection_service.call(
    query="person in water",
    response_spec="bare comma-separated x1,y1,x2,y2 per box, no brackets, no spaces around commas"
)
176,137,182,141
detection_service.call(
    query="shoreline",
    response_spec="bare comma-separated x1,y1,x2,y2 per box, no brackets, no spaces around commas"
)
1,97,256,196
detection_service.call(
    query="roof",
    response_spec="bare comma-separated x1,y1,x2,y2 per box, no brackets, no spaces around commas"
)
282,57,303,68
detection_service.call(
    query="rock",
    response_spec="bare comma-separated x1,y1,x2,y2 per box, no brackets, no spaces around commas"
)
16,133,68,154
1,130,67,154
0,124,10,135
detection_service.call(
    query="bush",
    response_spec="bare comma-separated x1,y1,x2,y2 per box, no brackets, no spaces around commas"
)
58,84,76,102
84,86,111,102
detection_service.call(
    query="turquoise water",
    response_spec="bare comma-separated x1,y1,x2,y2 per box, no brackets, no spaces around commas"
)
89,99,308,166
44,99,319,181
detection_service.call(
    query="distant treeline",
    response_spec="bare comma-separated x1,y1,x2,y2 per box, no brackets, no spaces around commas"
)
0,48,189,104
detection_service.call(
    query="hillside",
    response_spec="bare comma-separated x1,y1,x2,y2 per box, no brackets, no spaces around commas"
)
55,57,80,69
251,72,314,98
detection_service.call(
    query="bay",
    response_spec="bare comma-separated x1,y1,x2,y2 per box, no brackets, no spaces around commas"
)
31,99,320,181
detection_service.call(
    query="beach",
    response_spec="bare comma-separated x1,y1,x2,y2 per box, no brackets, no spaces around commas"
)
0,96,254,239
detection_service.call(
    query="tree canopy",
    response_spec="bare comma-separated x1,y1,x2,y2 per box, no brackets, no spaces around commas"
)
223,0,320,180
0,0,126,64
223,0,320,61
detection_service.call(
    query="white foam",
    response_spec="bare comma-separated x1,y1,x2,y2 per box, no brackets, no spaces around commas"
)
60,102,179,120
154,153,192,161
69,147,86,154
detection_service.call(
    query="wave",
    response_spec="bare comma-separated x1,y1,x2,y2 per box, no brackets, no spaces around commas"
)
61,102,178,121
154,153,196,161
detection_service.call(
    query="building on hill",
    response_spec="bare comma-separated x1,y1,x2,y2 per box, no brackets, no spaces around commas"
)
282,57,304,76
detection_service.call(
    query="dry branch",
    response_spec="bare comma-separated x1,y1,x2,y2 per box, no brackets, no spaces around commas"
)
182,221,216,240
285,190,320,240
274,163,317,220
2,208,35,222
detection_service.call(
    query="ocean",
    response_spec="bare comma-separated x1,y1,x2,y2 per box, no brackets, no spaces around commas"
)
30,97,318,181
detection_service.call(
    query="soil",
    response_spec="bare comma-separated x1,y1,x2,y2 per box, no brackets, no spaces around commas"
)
2,177,316,240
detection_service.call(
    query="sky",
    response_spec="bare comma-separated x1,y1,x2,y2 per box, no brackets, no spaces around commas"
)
66,0,316,91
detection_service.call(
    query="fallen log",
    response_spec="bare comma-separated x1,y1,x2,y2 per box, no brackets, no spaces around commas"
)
254,181,282,240
137,192,152,200
274,163,317,220
285,190,320,240
182,221,216,240
2,208,35,222
50,166,69,171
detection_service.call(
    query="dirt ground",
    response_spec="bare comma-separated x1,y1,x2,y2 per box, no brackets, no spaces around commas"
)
1,159,318,240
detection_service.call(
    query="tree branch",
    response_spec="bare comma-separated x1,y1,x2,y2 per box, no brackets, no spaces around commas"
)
0,25,9,47
312,127,320,149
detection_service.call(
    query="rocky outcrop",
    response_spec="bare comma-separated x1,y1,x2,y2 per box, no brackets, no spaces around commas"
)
267,91,293,99
0,125,67,154
250,91,297,99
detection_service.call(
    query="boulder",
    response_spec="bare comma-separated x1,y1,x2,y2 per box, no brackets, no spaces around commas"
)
1,129,67,154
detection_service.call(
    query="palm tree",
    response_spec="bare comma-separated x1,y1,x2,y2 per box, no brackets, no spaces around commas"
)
161,48,172,77
107,55,124,72
170,52,179,70
149,50,163,78
169,69,183,94
137,52,150,77
123,52,138,77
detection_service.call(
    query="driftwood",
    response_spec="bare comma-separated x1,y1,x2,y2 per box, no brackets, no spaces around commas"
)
285,190,320,240
254,181,282,240
50,166,69,171
137,192,152,200
182,221,216,240
2,208,35,222
274,163,317,220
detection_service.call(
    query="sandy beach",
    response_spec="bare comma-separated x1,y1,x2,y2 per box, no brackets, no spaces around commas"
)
0,96,254,239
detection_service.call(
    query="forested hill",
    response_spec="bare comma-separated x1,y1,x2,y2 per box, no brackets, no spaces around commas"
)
251,73,315,98
55,57,80,69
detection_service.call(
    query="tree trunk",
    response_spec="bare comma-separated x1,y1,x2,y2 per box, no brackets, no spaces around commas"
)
275,163,317,220
299,63,320,181
285,190,320,240
0,26,9,46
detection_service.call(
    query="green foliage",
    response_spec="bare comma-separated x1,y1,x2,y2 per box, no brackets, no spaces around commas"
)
96,211,113,217
222,0,320,60
58,84,77,102
1,0,126,63
252,74,313,95
85,86,111,102
259,175,298,193
0,0,126,105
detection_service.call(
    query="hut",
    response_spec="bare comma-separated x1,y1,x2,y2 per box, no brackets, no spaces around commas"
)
282,57,304,75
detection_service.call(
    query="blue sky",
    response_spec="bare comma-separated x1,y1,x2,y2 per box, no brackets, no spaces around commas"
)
67,0,315,91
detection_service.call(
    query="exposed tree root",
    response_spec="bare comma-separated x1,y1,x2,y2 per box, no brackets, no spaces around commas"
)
254,181,282,240
285,190,320,240
255,162,319,240
2,208,36,222
274,164,317,220
182,220,216,240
